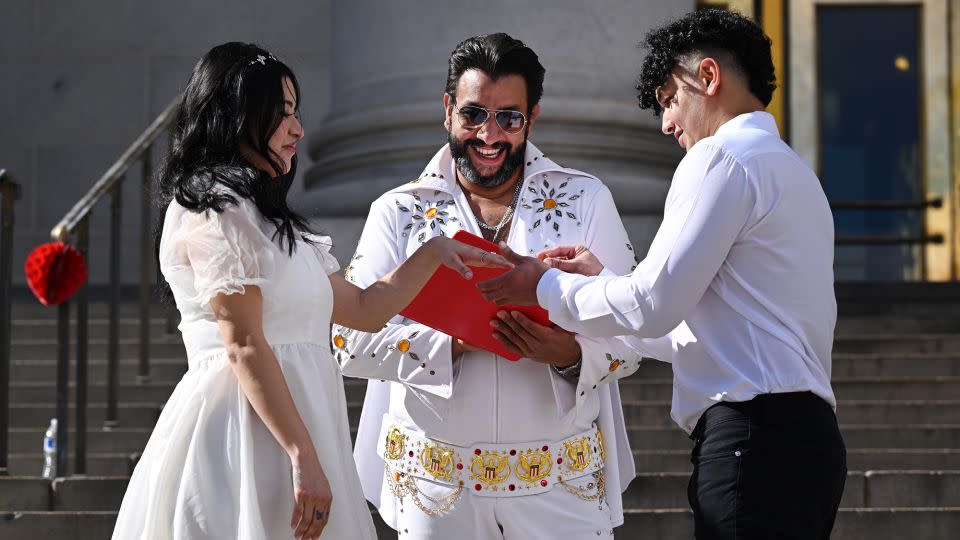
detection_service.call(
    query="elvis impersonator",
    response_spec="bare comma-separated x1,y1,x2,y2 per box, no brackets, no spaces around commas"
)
333,33,667,539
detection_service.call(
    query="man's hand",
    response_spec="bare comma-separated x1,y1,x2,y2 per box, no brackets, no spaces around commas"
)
490,310,580,367
477,243,549,306
538,245,604,276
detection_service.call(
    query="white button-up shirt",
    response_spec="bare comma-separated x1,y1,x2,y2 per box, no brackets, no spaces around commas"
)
537,112,838,433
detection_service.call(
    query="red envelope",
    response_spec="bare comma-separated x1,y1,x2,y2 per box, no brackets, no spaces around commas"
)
400,230,551,361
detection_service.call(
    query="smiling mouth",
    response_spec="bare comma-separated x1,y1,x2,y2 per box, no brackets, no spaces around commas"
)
471,146,504,161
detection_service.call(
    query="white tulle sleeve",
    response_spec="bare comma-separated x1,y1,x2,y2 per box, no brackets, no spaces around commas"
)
303,233,340,275
179,201,277,309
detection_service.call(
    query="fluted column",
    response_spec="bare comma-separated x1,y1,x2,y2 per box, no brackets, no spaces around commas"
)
303,0,690,256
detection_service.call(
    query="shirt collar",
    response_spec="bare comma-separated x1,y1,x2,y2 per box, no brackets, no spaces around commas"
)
402,140,563,194
714,111,779,138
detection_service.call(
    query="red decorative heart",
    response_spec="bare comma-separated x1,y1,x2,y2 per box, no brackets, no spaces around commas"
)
24,242,88,305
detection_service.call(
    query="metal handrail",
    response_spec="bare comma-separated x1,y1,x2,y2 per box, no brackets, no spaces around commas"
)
51,98,180,242
0,169,22,476
47,96,180,475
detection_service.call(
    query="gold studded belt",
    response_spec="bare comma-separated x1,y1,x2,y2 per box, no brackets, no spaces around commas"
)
378,419,606,500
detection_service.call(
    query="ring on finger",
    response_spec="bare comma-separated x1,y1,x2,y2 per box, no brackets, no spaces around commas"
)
315,510,324,520
480,251,489,264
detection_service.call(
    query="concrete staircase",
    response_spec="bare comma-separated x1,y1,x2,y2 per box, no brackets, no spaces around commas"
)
2,284,959,539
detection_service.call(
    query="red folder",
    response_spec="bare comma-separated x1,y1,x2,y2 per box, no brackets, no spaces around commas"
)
400,230,551,361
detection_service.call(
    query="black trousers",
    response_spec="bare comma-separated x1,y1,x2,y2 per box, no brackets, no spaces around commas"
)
687,391,847,540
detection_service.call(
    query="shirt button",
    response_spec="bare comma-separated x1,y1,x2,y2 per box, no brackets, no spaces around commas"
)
734,450,742,457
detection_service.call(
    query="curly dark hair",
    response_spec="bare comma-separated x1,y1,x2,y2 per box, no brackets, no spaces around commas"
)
636,8,776,115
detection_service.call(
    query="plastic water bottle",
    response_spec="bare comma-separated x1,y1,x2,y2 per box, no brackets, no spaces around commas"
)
41,418,58,479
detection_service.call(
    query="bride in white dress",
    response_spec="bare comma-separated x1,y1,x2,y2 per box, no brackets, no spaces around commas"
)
112,42,509,540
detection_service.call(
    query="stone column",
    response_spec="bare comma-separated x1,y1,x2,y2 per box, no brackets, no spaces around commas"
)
303,0,690,261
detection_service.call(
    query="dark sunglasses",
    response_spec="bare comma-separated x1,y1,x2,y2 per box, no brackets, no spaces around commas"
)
454,105,527,134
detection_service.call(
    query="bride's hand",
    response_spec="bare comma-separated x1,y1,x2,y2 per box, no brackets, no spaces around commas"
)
425,236,512,279
290,451,333,540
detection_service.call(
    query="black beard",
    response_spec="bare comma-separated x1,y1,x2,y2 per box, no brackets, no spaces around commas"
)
447,130,526,188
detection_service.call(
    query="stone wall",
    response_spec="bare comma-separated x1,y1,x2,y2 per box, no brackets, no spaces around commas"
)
0,0,690,286
0,0,331,285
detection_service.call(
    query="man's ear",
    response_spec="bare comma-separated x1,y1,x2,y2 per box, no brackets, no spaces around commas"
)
526,104,541,136
443,93,453,129
699,57,721,97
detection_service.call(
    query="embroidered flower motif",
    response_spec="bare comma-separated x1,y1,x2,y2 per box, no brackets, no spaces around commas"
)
521,178,580,233
387,331,421,361
344,253,363,283
606,353,624,372
396,192,459,243
332,331,352,364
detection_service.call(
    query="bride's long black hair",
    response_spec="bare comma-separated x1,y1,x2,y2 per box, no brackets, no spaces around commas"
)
155,42,319,300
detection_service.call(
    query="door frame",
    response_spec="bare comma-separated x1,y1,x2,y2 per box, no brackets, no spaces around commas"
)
788,0,955,280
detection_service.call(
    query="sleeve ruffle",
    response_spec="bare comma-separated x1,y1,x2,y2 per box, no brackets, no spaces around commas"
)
180,201,277,309
303,233,340,275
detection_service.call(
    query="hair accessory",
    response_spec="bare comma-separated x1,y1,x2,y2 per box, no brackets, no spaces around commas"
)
248,53,277,66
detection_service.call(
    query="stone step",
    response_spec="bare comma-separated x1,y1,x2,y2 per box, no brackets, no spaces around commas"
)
5,428,151,454
0,510,397,540
50,476,129,511
7,381,177,404
633,448,960,473
615,508,960,540
833,334,960,354
3,472,959,516
632,354,960,379
10,358,187,384
9,338,186,360
8,403,161,428
624,424,960,451
11,318,175,340
621,471,960,510
613,399,960,427
836,317,960,334
0,511,117,539
5,453,137,476
0,477,53,511
11,302,172,319
609,377,960,401
830,353,960,378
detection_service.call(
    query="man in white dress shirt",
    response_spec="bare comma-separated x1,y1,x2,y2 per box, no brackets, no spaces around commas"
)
479,10,847,539
335,33,655,539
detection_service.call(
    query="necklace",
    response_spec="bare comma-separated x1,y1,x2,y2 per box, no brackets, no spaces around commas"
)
475,179,523,243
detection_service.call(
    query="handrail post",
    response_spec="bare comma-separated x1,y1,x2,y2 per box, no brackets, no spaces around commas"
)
74,218,89,474
55,301,70,476
105,182,122,428
138,149,152,383
0,169,21,476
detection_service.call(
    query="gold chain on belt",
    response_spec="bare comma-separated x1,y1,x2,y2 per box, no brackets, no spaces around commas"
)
557,469,606,501
386,464,465,516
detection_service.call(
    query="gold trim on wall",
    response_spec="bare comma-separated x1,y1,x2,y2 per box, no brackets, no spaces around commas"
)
924,0,953,280
948,0,960,278
761,0,787,137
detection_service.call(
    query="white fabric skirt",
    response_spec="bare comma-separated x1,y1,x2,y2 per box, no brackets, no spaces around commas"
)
112,343,377,540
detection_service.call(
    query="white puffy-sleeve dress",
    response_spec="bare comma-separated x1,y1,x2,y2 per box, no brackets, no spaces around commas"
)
112,193,377,540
